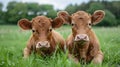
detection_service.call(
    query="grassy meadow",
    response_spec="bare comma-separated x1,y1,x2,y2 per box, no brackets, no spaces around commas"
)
0,25,120,67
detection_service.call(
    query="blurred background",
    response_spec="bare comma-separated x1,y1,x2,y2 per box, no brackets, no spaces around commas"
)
0,0,120,26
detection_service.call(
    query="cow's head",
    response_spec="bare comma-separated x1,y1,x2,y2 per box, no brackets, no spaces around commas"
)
58,10,105,45
18,16,63,50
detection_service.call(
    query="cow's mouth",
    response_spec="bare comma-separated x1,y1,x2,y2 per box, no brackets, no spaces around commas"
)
38,47,49,51
74,40,87,45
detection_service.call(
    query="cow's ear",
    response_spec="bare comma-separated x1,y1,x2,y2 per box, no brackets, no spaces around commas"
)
51,17,64,28
92,10,105,25
18,19,32,30
57,11,71,24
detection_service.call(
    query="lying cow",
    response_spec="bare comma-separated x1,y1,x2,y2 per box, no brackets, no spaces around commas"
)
58,10,105,64
18,16,65,58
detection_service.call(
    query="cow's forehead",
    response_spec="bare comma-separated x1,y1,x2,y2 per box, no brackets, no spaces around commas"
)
32,16,51,29
72,11,90,17
32,16,50,23
76,11,88,15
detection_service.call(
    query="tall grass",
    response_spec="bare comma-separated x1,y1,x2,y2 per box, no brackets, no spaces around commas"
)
0,25,120,67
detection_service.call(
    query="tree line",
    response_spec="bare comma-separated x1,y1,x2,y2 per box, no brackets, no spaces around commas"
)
0,1,120,26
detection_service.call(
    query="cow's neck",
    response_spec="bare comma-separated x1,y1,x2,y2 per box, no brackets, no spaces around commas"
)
87,29,99,45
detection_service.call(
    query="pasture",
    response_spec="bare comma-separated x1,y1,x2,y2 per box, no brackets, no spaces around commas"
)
0,25,120,67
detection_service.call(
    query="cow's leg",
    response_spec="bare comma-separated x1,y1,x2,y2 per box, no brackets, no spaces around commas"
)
68,54,79,64
79,44,89,64
92,50,104,64
23,47,32,58
79,51,87,64
79,48,87,60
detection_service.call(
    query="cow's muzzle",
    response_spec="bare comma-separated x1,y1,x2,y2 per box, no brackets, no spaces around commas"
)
36,41,50,49
74,34,89,43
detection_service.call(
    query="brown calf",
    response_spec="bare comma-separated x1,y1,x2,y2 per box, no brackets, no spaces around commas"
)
58,10,105,64
18,16,65,58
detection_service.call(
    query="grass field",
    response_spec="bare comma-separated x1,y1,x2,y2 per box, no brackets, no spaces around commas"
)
0,25,120,67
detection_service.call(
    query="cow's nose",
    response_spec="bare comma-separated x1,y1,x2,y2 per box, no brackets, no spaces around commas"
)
36,41,50,48
75,34,89,42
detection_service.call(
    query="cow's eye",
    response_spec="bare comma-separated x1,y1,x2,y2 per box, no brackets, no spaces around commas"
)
49,28,52,32
79,17,83,19
32,30,35,32
71,23,75,26
88,23,92,26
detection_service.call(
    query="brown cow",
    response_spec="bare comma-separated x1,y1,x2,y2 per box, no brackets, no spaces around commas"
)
18,16,65,58
58,10,105,64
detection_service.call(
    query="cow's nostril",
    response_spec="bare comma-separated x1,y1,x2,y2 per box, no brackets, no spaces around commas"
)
39,43,42,46
46,43,48,47
46,42,50,47
84,36,87,39
77,35,80,39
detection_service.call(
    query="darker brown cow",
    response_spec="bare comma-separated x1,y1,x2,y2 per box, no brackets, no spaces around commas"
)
58,10,105,64
18,16,65,58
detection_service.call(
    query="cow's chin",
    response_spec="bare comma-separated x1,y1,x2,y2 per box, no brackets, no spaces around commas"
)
40,47,49,51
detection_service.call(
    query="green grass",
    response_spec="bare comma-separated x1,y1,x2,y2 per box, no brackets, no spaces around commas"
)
0,25,120,67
